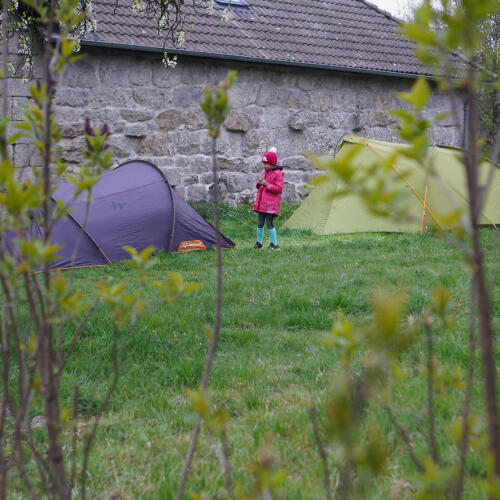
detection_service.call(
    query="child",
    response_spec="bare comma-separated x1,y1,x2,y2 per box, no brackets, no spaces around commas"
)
252,147,284,250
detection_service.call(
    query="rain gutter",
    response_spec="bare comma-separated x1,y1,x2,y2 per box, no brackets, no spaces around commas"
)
78,39,435,80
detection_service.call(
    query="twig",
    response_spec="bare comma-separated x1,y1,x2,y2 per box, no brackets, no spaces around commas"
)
424,319,440,464
220,430,235,500
70,385,80,491
384,406,424,473
455,277,477,500
310,405,333,500
0,298,10,499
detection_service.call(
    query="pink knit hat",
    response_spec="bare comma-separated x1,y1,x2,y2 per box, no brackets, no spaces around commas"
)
262,151,278,166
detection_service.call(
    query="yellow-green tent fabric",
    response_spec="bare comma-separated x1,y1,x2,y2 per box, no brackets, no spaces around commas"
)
284,134,500,234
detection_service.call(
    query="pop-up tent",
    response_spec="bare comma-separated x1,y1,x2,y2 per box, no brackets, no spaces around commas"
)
285,134,500,234
9,160,234,271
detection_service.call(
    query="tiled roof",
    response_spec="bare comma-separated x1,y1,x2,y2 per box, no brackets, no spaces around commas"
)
82,0,429,77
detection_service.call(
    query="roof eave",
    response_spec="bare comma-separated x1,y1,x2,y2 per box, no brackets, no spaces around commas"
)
79,39,434,80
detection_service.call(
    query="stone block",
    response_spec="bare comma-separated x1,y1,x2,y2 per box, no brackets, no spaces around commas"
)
129,58,152,86
173,86,203,107
13,144,39,168
363,127,398,143
217,157,246,172
136,134,172,156
225,110,255,132
152,64,181,88
106,135,133,158
11,97,30,121
275,128,306,157
222,173,254,193
98,58,130,87
297,74,319,91
282,155,311,171
160,168,183,187
124,123,148,138
269,70,297,87
171,130,204,155
229,84,259,107
61,123,84,138
431,126,462,147
178,63,206,85
184,108,205,130
330,91,357,112
111,121,126,134
208,181,228,202
55,107,84,124
63,60,98,88
205,64,235,86
423,108,456,127
256,83,279,107
309,90,331,112
281,181,300,203
133,88,166,108
242,129,274,156
186,184,208,202
277,87,308,109
8,78,32,97
54,89,90,107
156,109,183,131
244,155,265,174
199,172,213,184
90,88,134,108
359,109,395,128
176,154,212,174
260,106,288,128
57,137,87,163
218,130,243,157
120,108,155,122
303,127,335,155
181,174,199,186
283,170,306,184
288,111,320,131
327,112,361,131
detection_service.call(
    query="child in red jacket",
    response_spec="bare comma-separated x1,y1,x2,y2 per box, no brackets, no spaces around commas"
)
252,148,284,250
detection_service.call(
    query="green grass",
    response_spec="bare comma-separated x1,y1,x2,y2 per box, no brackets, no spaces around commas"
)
13,205,500,498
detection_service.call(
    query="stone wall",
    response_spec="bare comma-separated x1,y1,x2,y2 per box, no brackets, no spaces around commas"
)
9,46,465,204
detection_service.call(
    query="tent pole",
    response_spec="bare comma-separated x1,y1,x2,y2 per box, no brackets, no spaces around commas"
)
59,204,112,264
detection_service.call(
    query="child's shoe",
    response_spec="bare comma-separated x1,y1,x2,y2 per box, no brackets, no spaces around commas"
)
268,243,280,250
253,241,263,248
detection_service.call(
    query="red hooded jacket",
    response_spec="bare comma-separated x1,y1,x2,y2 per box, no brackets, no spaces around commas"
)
252,166,284,215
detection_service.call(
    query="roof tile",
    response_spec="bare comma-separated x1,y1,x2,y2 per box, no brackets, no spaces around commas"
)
83,0,430,76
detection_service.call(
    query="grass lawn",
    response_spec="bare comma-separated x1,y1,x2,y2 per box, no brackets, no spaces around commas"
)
18,205,500,498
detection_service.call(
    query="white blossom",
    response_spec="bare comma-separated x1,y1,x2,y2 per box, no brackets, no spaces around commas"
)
162,52,178,68
221,7,231,22
174,30,185,48
131,0,146,15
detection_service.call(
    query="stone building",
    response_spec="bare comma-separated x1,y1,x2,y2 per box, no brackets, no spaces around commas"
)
9,0,465,204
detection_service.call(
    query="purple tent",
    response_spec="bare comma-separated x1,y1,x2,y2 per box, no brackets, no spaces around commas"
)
17,160,234,270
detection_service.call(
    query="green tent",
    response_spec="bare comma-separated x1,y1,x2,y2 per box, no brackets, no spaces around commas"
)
284,134,500,234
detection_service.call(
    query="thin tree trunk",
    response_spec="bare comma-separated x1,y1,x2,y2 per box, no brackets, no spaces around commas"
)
463,74,500,475
177,134,224,500
455,277,477,500
424,320,440,464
